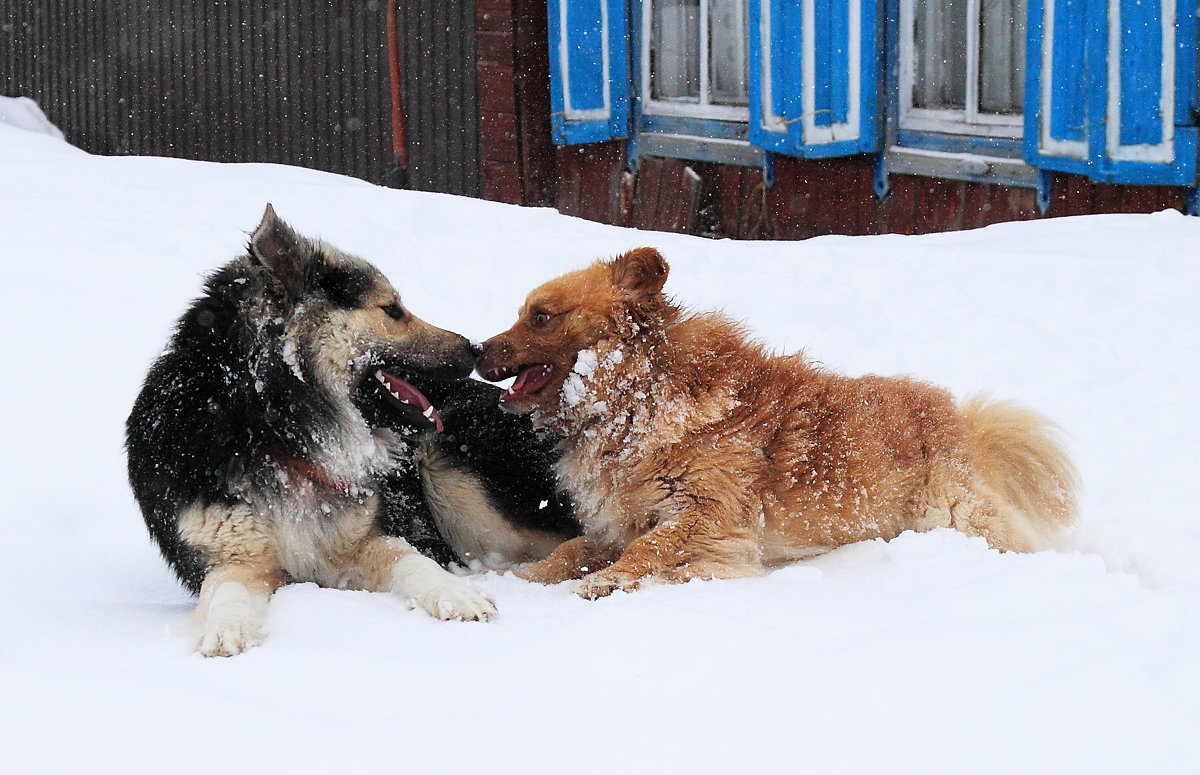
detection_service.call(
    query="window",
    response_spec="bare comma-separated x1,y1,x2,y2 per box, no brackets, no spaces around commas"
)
886,0,1034,189
644,0,750,121
634,0,758,166
547,0,1198,189
899,0,1027,138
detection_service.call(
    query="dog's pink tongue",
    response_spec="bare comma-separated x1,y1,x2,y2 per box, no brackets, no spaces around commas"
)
378,371,444,432
510,365,541,395
501,364,553,406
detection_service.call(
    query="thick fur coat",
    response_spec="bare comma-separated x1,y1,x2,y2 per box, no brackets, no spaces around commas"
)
126,206,574,655
477,248,1079,598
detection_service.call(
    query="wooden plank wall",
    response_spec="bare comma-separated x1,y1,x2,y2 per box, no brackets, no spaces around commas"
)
0,1,396,185
631,156,703,233
554,150,1188,238
553,141,628,224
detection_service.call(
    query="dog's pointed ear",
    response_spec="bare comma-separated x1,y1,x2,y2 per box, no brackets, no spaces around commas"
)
608,247,669,301
250,204,308,301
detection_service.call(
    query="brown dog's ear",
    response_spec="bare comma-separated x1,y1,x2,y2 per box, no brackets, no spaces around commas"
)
249,203,309,302
608,247,669,300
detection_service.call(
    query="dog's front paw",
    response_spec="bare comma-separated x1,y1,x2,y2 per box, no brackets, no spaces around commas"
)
575,567,640,599
412,575,498,622
392,553,497,621
198,619,264,657
514,558,586,585
196,579,269,657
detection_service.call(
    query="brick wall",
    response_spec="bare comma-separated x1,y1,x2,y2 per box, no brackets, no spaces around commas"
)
475,0,554,205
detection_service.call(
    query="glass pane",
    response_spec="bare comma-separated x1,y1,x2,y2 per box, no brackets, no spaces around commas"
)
979,0,1026,115
913,0,967,110
709,0,749,106
652,0,701,102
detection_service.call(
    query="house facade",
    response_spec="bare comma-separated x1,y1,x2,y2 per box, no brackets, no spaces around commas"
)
3,1,1193,239
526,0,1196,237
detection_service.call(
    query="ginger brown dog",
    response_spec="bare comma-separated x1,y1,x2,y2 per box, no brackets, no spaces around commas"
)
476,247,1078,599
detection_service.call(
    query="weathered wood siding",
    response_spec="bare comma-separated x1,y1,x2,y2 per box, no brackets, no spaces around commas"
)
554,150,1188,238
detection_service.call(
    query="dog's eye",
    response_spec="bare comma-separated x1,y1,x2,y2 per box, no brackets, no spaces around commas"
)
532,311,552,327
382,303,405,321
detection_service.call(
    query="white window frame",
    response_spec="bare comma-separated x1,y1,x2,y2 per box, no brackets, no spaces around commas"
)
640,0,751,123
898,0,1024,138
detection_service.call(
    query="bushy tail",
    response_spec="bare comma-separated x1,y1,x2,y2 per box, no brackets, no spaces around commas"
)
959,395,1079,550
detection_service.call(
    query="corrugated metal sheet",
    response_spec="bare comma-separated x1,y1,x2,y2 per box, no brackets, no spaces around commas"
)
397,0,480,196
1,1,480,194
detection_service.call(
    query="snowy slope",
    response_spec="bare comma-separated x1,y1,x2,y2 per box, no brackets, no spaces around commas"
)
0,96,65,139
1,123,1197,774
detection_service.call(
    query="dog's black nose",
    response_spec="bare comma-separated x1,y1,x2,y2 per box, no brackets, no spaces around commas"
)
469,341,484,358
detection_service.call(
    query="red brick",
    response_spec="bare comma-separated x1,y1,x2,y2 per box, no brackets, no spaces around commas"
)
483,161,523,204
476,3,514,35
479,111,520,163
476,31,514,67
476,63,517,114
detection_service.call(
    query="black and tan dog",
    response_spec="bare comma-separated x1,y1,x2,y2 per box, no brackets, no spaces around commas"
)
126,206,574,656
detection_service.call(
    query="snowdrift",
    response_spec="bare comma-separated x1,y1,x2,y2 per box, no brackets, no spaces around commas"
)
1,124,1197,774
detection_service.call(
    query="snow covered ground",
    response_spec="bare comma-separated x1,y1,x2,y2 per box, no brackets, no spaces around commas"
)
1,122,1197,774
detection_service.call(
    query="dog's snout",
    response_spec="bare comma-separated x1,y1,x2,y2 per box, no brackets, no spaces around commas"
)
469,340,484,358
454,336,479,373
475,338,511,379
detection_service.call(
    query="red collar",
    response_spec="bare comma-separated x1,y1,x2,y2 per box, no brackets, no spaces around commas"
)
285,456,349,493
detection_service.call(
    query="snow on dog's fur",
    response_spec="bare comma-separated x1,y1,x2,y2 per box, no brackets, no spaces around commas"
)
126,206,513,656
477,248,1079,598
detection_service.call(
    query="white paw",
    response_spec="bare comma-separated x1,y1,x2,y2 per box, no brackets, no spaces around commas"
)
196,580,268,657
391,554,498,622
198,618,264,657
412,578,498,621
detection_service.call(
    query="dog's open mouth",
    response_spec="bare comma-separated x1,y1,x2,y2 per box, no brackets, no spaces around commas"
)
374,370,444,432
482,364,554,406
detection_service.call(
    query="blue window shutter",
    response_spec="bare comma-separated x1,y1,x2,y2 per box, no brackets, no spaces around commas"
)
1024,0,1093,175
748,0,881,158
1027,0,1197,185
548,0,630,145
1090,0,1197,184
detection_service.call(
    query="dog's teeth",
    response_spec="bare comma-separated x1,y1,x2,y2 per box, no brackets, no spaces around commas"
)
423,406,435,419
401,399,410,405
376,371,385,382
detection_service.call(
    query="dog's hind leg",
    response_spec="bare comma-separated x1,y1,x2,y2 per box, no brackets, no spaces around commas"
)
419,441,569,568
357,536,498,621
914,459,1049,553
194,563,284,657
